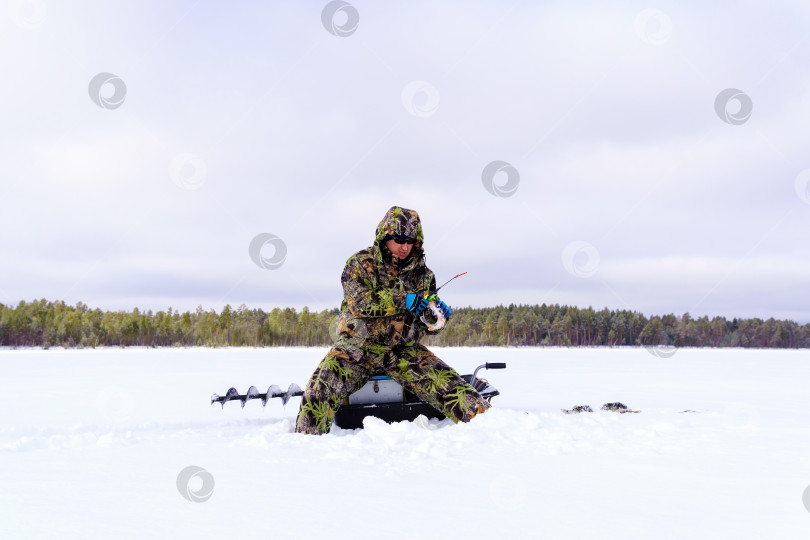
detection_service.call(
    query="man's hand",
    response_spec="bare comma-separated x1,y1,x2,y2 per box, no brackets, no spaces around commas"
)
405,293,429,315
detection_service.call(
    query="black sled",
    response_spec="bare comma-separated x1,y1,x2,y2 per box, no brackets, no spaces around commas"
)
211,362,506,430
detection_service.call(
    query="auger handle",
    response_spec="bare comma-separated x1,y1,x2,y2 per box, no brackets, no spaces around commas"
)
471,362,507,382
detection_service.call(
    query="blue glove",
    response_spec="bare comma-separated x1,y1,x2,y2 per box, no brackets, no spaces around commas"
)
405,293,428,315
435,299,452,319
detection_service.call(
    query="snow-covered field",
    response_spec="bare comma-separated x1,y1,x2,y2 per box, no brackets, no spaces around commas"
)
2,347,809,539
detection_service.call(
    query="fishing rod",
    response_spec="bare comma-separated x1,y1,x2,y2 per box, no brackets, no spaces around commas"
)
435,271,467,293
416,271,468,299
417,272,467,330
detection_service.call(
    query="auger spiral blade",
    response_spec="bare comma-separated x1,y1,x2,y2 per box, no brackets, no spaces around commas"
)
281,383,302,406
262,384,283,406
211,387,241,408
245,386,261,406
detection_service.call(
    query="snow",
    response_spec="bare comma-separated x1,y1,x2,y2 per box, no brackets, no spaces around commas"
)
2,347,810,539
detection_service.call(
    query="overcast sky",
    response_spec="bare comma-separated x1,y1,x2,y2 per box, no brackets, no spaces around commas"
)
2,0,810,322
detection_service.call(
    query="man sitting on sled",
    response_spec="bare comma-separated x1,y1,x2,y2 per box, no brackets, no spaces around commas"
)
295,206,490,434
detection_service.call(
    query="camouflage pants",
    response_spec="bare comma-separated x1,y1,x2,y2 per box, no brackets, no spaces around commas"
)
295,341,490,435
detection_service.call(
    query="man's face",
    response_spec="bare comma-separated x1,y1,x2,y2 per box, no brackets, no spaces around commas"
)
385,238,414,260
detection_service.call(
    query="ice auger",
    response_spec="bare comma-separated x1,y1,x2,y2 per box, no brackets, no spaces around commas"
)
210,383,303,408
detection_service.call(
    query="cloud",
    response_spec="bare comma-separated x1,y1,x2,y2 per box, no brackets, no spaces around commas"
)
2,1,809,322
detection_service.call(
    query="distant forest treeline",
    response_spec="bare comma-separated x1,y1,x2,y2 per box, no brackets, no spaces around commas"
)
1,299,809,349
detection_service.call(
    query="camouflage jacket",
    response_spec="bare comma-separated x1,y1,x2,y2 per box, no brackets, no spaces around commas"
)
336,206,445,346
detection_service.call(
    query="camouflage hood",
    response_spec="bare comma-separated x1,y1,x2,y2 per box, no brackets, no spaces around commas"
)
373,206,425,272
335,205,440,346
